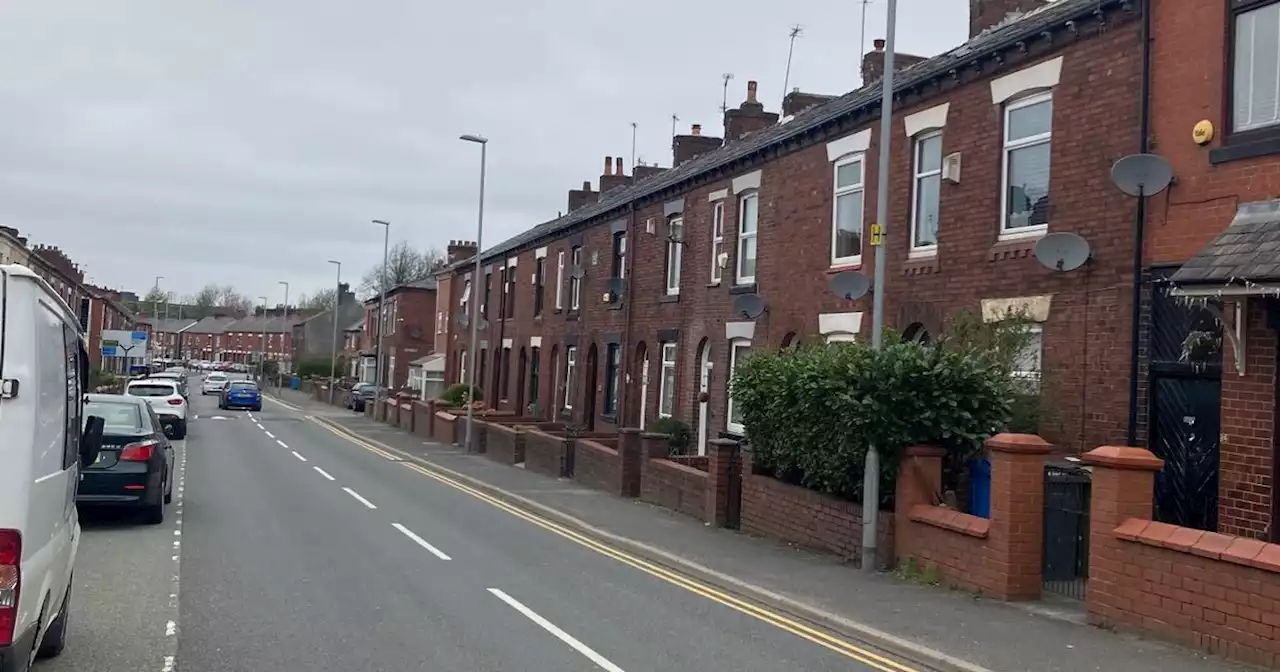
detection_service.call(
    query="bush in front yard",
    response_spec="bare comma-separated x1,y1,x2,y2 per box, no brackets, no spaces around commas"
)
439,383,482,407
730,318,1027,507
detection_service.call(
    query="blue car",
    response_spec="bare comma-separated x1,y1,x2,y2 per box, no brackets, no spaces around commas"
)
219,380,262,411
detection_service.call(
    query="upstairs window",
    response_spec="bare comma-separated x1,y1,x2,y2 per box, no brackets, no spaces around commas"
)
911,132,943,254
665,217,683,295
1233,1,1280,133
482,272,492,319
503,265,515,319
555,251,565,310
569,246,582,310
611,231,627,279
737,193,758,284
710,201,725,284
831,156,865,266
1001,92,1053,238
534,258,546,316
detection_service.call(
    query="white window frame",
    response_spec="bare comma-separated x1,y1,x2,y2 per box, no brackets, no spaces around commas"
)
458,350,468,386
1233,2,1280,133
569,246,582,310
736,192,759,285
710,201,725,284
555,250,565,310
726,339,752,434
999,91,1053,240
563,346,577,409
910,131,943,257
658,342,677,418
830,155,866,267
665,217,683,295
1012,324,1043,391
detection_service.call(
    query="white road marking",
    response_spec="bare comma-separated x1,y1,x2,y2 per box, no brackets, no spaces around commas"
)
265,431,275,439
165,620,176,636
276,439,288,449
487,589,625,672
162,655,175,672
291,451,308,462
391,523,452,560
342,487,377,509
313,466,335,481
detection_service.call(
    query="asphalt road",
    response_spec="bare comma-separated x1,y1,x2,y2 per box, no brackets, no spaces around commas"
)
49,379,910,672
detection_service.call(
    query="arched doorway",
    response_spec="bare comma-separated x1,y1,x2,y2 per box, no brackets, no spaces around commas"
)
902,322,932,344
633,342,649,428
584,344,599,430
695,339,712,456
780,331,799,348
516,347,528,415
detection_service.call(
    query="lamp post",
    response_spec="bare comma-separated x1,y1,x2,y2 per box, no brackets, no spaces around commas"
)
371,220,391,402
328,260,342,405
258,296,269,382
459,133,488,452
862,0,899,573
152,276,163,321
278,280,290,390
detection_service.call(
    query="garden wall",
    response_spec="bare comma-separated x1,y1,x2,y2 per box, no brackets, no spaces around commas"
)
484,423,526,465
434,411,458,445
741,449,894,570
398,401,414,432
524,430,574,478
412,401,434,438
640,456,709,521
574,437,637,497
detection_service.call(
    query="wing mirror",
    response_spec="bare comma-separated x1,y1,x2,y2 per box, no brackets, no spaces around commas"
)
80,415,105,467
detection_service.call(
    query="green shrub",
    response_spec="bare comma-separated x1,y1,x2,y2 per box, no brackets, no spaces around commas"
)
647,417,692,454
730,314,1030,508
296,355,345,378
439,383,482,407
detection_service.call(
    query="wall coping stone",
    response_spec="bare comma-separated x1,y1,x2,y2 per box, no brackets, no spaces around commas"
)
909,504,990,538
985,432,1051,454
904,444,946,458
1081,445,1164,471
1115,518,1280,573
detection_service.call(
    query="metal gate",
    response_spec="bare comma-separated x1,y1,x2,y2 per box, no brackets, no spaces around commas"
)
1043,462,1090,599
1147,273,1221,532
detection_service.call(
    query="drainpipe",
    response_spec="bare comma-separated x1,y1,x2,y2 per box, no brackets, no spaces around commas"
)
1126,0,1153,446
620,202,637,428
496,264,508,408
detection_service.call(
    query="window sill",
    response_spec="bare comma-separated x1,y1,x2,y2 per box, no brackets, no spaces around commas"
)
903,254,940,276
987,237,1038,263
1209,135,1280,164
707,280,722,288
996,227,1046,244
907,247,938,260
725,425,746,437
729,283,757,295
658,294,680,304
826,263,862,274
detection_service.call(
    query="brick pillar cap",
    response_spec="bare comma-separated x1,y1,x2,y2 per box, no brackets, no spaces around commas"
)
905,444,946,458
639,431,670,440
619,427,641,435
985,432,1052,454
708,438,740,448
1081,445,1164,471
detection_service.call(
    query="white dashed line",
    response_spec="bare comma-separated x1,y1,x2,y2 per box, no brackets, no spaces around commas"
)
165,620,176,636
342,487,377,509
277,439,288,449
313,466,335,481
488,589,625,672
291,451,308,462
392,523,452,560
265,431,275,439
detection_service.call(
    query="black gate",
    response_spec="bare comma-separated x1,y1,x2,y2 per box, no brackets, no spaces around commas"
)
1043,462,1090,599
1147,273,1221,532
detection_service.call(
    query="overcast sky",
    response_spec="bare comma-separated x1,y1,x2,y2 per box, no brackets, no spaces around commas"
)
0,0,968,303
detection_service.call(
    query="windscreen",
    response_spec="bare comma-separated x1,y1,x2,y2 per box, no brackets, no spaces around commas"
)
85,400,144,432
228,381,258,391
208,373,227,380
128,383,176,397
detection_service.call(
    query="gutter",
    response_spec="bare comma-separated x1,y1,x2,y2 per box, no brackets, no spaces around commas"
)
1126,0,1153,446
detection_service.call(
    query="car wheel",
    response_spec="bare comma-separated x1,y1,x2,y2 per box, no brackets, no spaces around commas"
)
142,496,165,525
37,581,72,659
172,420,187,440
252,405,262,412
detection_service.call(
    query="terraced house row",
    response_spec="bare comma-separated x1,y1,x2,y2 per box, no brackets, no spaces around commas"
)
432,0,1280,548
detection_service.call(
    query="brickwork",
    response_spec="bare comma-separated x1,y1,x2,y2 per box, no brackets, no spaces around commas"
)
895,435,1051,600
640,456,709,522
741,449,895,569
398,401,414,433
524,430,574,478
436,3,1142,455
484,423,526,465
434,411,458,446
573,437,627,496
412,400,434,438
1219,301,1278,540
1084,445,1280,668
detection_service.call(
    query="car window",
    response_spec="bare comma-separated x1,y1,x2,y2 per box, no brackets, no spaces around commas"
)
128,383,178,397
208,373,227,380
228,382,258,391
85,400,144,432
144,405,162,433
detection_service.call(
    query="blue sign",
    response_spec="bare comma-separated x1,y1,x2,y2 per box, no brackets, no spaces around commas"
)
131,331,149,342
101,345,118,357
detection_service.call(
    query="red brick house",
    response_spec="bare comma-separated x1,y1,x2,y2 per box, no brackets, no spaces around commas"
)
360,279,438,389
1138,0,1280,541
436,0,1144,454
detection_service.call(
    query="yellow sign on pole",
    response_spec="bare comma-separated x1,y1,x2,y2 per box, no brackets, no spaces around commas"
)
869,223,884,246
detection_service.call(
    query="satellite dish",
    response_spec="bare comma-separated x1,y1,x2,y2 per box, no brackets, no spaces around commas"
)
829,270,871,300
477,319,489,332
569,266,586,280
1111,153,1173,197
1034,232,1092,272
732,293,766,320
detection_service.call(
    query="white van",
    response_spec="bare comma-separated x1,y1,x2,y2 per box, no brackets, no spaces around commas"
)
0,265,104,672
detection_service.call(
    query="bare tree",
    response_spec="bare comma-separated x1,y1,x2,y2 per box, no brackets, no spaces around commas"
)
358,242,445,297
143,286,167,303
192,284,221,308
297,288,338,311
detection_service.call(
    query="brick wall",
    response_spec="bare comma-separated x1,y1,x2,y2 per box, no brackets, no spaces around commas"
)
1219,301,1277,540
434,411,458,445
1084,445,1280,668
398,400,415,433
640,457,709,521
573,437,629,496
741,449,895,569
525,429,574,478
485,423,526,465
413,401,434,438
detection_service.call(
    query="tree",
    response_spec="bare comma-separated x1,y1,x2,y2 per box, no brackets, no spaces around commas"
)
142,286,167,304
297,288,337,311
215,285,253,313
192,285,221,308
358,242,445,297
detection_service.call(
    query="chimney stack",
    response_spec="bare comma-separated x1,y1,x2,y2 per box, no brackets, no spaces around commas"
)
969,0,1050,39
604,156,613,176
861,39,929,86
599,154,631,193
446,240,478,265
615,157,624,177
724,79,780,143
672,123,723,166
782,89,837,117
568,180,598,212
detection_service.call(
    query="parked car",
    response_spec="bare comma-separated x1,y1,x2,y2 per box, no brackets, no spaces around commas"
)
219,380,262,411
124,379,189,439
78,395,174,524
348,383,379,412
202,371,229,395
0,263,105,671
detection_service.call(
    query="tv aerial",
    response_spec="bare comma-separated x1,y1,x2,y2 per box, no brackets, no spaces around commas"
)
1034,232,1092,272
829,270,871,300
732,293,766,320
1111,153,1173,197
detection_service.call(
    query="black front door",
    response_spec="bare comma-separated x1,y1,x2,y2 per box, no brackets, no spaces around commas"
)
584,345,598,431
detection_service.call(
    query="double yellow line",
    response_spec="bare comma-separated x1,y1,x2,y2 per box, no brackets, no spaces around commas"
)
269,396,923,671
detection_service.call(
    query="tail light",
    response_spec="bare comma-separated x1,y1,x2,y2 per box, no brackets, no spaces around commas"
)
0,529,20,647
120,440,158,461
167,398,184,406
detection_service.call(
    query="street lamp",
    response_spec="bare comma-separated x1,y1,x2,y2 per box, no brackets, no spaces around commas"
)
327,260,342,405
459,133,488,453
258,295,269,382
152,276,163,321
371,220,391,402
278,280,290,390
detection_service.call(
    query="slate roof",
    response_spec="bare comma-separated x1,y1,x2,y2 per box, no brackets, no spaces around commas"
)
1171,199,1280,286
363,276,438,304
142,318,198,333
344,317,365,332
457,0,1126,268
224,316,298,333
184,316,238,334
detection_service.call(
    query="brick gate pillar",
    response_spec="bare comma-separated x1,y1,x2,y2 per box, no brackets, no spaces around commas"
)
985,433,1052,601
705,438,741,527
618,429,642,498
1079,445,1163,624
893,445,946,563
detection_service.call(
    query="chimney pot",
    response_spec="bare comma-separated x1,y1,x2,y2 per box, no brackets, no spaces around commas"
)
615,157,624,176
874,38,885,51
746,80,758,103
582,180,591,190
604,156,613,175
691,124,702,136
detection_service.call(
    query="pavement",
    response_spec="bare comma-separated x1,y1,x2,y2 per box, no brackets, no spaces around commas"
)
43,379,1259,671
